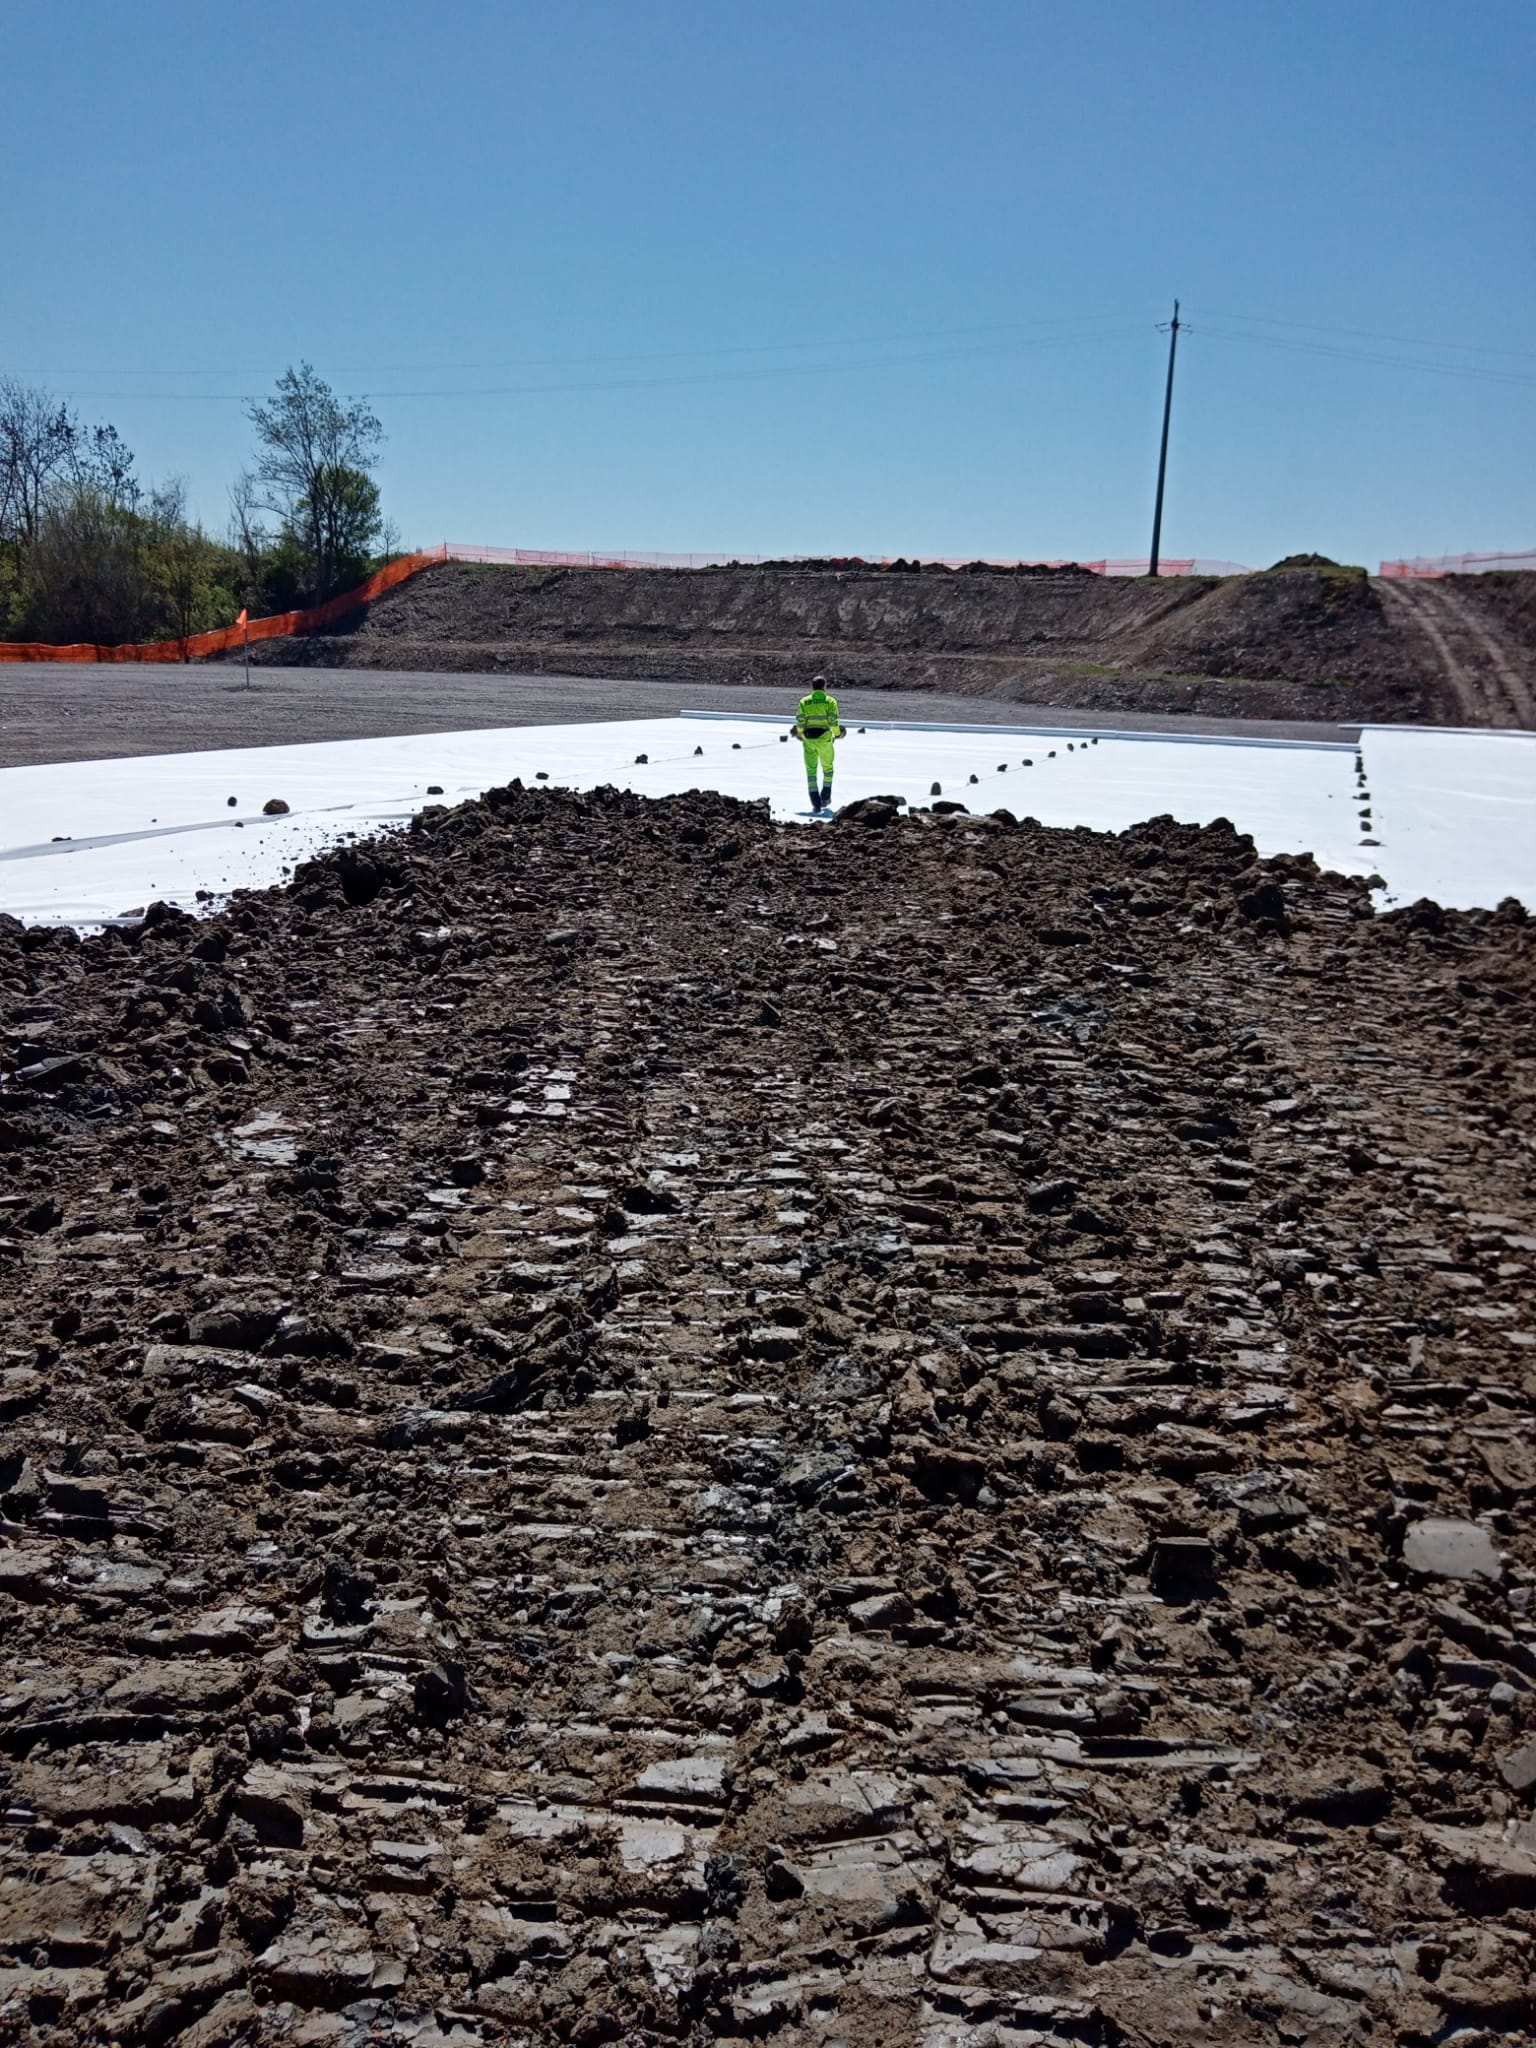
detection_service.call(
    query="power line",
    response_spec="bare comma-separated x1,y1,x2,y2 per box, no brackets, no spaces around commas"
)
22,310,1157,383
26,304,1536,392
1192,306,1536,363
360,328,1154,402
1192,324,1536,389
52,326,1156,404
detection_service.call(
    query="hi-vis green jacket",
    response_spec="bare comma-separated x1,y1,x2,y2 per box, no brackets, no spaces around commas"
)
793,690,846,740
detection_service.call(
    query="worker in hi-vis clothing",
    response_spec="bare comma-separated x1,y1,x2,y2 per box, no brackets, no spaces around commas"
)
791,677,846,813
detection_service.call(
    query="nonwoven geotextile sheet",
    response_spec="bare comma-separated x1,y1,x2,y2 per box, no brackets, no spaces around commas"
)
0,715,1528,926
1357,726,1535,913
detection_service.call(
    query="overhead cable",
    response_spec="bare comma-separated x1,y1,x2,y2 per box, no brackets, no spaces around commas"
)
58,326,1156,405
25,310,1158,383
1191,307,1536,363
1192,324,1536,390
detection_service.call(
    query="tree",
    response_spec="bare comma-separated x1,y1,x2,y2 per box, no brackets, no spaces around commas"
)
0,383,146,638
0,381,137,547
80,422,139,508
227,470,272,607
304,463,380,597
1,364,393,644
0,379,81,549
20,471,238,650
152,482,237,653
27,485,154,646
246,364,383,602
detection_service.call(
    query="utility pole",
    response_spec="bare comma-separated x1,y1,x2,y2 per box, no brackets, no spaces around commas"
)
1148,299,1180,578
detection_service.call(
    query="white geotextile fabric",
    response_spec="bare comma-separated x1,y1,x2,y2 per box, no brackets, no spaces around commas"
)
1356,726,1534,913
0,716,1529,926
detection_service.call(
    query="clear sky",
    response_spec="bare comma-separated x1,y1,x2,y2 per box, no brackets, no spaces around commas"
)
6,0,1533,567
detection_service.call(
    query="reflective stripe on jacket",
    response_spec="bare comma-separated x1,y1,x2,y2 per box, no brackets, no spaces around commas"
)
795,691,841,739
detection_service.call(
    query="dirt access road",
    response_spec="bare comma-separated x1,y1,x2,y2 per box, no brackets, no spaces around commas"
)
0,664,1355,771
1377,578,1536,729
1,786,1533,2045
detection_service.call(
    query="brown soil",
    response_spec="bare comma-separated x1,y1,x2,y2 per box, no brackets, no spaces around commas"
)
233,562,1536,728
1376,575,1536,728
2,786,1534,2045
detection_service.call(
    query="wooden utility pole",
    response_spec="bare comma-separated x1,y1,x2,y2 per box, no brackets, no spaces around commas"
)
1148,299,1180,578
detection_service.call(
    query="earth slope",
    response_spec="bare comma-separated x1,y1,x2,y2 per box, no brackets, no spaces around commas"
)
242,562,1536,727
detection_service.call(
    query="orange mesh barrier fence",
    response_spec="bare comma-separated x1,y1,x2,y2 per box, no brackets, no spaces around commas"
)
443,543,1249,576
1379,550,1536,578
0,546,447,664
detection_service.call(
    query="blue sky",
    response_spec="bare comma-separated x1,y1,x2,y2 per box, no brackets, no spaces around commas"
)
6,0,1533,567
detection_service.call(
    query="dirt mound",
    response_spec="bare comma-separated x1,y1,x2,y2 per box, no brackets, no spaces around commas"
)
1268,551,1348,570
235,560,1536,727
2,785,1534,2044
1135,565,1401,691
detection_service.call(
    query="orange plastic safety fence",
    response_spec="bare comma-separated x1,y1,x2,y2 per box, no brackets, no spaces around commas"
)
441,543,1245,576
0,547,447,664
1379,549,1536,578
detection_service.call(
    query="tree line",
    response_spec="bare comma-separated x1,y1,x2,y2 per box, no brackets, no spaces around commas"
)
0,365,398,648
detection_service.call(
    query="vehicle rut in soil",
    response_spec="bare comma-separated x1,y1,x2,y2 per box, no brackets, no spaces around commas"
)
1,789,1534,2046
1375,578,1533,726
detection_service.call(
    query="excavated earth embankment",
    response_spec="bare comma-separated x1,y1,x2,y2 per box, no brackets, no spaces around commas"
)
2,786,1535,2047
238,563,1536,728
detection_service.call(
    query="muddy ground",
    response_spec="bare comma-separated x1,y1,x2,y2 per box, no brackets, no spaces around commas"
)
1,785,1534,2047
233,564,1536,730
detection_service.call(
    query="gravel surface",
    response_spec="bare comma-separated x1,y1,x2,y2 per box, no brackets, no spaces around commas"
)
0,664,1356,770
1,784,1533,2045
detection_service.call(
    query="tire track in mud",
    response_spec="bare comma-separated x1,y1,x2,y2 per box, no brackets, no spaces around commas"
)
0,787,1533,2047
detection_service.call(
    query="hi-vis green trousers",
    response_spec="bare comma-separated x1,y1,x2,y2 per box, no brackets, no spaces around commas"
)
801,733,836,799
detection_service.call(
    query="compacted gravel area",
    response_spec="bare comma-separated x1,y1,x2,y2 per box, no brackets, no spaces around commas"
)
0,785,1533,2047
0,664,1354,770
